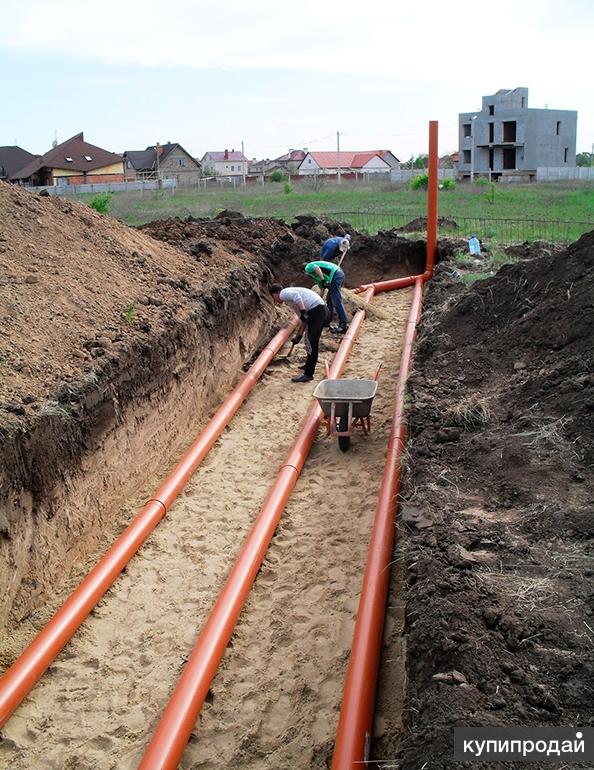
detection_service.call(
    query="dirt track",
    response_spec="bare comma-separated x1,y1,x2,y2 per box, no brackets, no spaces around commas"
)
0,290,411,770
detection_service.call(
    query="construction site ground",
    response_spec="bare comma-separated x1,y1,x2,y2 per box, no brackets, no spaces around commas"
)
1,181,593,770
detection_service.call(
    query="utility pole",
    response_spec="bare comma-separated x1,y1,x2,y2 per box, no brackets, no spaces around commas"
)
337,130,341,185
241,140,246,186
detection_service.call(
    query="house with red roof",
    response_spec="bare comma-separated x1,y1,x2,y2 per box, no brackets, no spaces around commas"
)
297,151,391,176
201,149,248,178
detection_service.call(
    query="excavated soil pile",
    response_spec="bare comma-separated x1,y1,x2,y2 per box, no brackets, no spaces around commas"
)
390,233,594,769
139,212,429,288
0,183,274,516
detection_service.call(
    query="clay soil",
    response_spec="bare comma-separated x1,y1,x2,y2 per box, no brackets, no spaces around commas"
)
378,232,594,769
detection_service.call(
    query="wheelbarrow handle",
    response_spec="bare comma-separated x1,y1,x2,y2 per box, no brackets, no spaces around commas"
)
373,361,383,381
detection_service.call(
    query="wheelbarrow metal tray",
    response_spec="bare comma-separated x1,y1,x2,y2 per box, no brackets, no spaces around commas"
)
313,378,378,419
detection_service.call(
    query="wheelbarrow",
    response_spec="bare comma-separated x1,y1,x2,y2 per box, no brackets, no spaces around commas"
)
313,363,382,452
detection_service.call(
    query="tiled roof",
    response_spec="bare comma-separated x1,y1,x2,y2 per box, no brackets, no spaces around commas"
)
203,151,247,162
12,132,122,179
304,151,388,169
0,146,37,179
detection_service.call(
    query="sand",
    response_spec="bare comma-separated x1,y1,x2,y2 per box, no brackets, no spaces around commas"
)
0,290,411,770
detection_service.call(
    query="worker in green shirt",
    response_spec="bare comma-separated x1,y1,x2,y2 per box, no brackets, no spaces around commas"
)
304,259,348,333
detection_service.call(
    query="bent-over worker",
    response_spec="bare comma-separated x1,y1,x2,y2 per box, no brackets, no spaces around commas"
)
269,283,328,383
304,260,348,333
320,233,351,261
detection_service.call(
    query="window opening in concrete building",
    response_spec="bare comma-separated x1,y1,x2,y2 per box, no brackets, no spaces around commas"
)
521,97,526,108
503,147,516,170
463,150,471,164
489,105,494,116
489,123,494,143
556,121,561,135
489,148,494,169
503,121,517,142
564,148,568,163
463,123,472,137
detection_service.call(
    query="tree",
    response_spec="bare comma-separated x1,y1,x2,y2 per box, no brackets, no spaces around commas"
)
402,154,429,170
576,151,593,167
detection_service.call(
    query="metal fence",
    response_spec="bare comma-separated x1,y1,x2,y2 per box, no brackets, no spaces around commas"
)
326,211,594,244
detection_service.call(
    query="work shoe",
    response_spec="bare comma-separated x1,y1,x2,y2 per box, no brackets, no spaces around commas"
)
291,374,313,383
331,325,347,334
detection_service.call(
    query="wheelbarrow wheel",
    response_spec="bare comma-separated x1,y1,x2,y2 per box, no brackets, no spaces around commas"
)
338,414,351,452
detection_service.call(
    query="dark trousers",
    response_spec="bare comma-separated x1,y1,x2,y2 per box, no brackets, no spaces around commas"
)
304,304,328,377
326,269,348,328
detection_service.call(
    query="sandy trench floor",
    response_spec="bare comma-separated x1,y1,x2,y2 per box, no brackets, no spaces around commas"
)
0,290,411,770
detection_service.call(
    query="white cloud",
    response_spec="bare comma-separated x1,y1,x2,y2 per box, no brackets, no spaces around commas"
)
1,0,593,92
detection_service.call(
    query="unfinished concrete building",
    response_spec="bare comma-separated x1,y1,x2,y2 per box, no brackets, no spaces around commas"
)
458,87,577,181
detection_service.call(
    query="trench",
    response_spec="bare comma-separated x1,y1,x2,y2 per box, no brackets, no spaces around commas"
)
0,289,411,770
1,227,433,768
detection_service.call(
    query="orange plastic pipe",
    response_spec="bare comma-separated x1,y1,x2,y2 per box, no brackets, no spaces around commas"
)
0,317,299,728
426,120,439,276
138,287,375,770
331,279,424,769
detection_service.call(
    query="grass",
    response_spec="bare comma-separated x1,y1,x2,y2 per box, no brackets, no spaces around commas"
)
74,180,594,237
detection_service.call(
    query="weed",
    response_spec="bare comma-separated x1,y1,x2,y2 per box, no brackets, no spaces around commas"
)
474,177,489,187
89,193,112,214
410,174,429,190
439,178,456,190
124,303,135,325
283,182,292,194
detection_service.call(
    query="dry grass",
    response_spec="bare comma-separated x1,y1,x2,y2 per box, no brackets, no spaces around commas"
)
445,394,492,429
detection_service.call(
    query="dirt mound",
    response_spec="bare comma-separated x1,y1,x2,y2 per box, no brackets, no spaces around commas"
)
504,240,566,261
386,232,594,768
398,215,459,233
140,214,431,289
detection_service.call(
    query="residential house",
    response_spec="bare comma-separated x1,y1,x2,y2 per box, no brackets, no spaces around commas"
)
458,87,577,180
375,150,400,170
0,146,37,181
11,132,124,186
297,151,391,176
124,142,201,186
201,149,249,178
274,149,306,174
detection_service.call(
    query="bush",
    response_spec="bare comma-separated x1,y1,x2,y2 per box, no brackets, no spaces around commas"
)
439,178,456,190
283,182,292,194
473,177,489,186
269,170,288,183
89,193,112,214
410,174,429,190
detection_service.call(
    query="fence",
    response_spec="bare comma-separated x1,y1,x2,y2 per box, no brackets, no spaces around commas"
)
389,168,455,183
326,211,594,244
536,166,594,182
21,179,177,196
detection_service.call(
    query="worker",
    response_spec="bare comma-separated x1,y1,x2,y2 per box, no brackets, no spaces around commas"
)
269,283,328,383
320,233,351,261
468,234,481,257
303,259,348,334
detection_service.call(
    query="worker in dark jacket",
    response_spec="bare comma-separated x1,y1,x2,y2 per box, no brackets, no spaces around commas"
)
320,233,351,261
304,259,348,333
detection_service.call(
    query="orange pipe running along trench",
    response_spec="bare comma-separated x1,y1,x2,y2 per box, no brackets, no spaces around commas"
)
332,121,439,768
331,279,423,768
0,318,299,728
137,287,375,770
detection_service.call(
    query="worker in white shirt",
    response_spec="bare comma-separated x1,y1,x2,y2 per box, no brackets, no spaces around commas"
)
269,283,329,383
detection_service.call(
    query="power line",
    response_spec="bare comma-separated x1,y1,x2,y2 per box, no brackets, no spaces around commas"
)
244,133,334,150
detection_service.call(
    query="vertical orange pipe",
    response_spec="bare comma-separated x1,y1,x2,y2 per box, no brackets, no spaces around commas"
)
138,288,375,770
331,279,423,769
0,318,298,728
426,120,439,276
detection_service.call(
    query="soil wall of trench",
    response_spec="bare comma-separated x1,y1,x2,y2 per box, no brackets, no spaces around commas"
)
0,262,278,635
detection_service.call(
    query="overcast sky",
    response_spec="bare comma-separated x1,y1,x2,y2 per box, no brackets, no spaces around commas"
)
1,0,593,160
